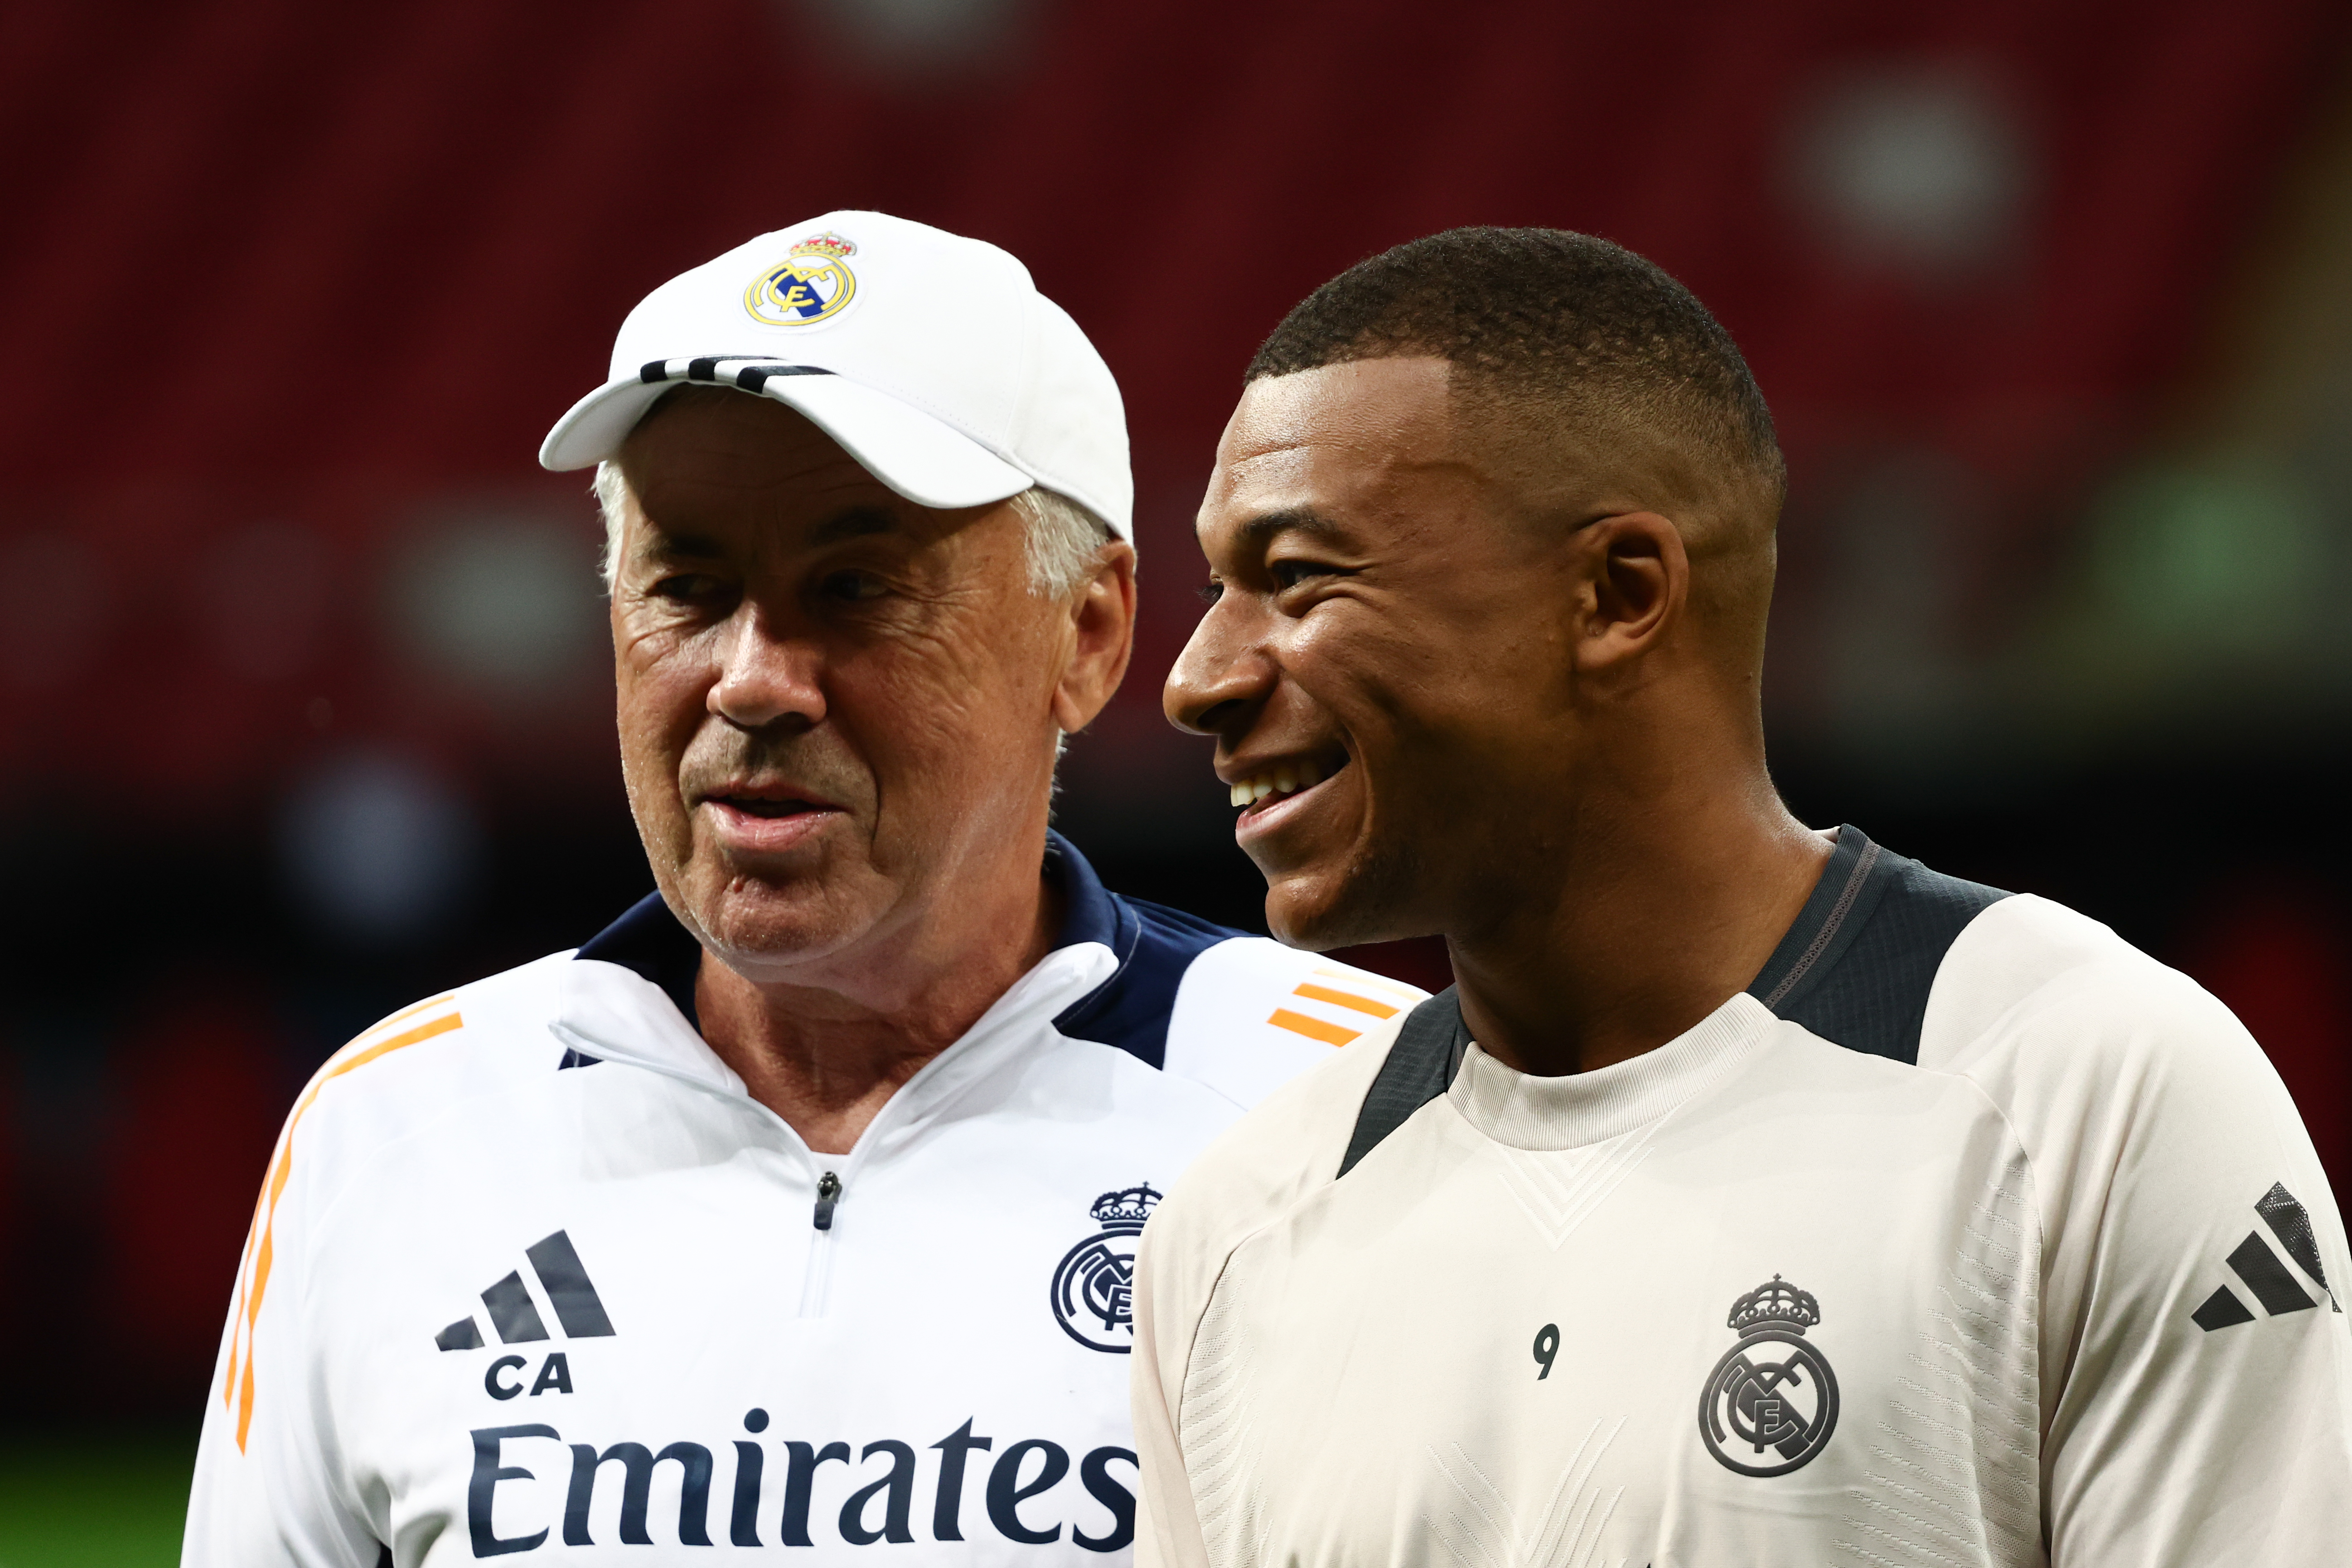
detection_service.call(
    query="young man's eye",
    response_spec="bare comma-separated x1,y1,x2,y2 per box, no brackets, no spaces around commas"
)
1270,559,1341,590
1196,580,1225,605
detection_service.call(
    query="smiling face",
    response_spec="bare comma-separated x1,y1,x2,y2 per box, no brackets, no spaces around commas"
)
610,390,1130,991
1166,358,1607,949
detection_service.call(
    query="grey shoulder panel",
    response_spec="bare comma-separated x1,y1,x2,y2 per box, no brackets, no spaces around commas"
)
1750,825,2010,1066
1337,987,1468,1179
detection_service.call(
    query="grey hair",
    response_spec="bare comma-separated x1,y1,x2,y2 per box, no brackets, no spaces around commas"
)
592,460,632,590
592,460,1111,597
1007,484,1116,597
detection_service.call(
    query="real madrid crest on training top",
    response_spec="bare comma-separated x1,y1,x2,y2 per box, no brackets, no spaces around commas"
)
744,232,858,326
1698,1274,1839,1476
1050,1185,1159,1352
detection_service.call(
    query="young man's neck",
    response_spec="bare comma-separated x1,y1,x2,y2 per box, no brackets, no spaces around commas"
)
693,874,1063,1157
1447,773,1829,1079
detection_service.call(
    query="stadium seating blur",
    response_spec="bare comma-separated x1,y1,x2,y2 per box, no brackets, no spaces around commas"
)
1,0,2347,1455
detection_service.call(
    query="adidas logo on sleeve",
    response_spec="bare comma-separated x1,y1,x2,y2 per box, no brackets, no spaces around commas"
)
2192,1182,2340,1331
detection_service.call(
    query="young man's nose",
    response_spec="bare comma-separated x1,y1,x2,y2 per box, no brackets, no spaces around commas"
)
1164,625,1275,737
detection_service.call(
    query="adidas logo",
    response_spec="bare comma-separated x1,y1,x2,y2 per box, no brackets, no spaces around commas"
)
2190,1182,2339,1332
436,1230,617,1350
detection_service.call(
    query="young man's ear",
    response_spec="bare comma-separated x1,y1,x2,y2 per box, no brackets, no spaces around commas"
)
1570,512,1686,674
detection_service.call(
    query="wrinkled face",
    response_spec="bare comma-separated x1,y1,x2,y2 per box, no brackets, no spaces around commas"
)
610,392,1074,983
1165,358,1586,949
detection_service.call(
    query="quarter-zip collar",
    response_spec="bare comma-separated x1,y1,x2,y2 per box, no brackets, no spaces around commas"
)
553,832,1126,1145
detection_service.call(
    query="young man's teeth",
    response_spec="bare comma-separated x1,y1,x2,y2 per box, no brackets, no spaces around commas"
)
1227,760,1325,808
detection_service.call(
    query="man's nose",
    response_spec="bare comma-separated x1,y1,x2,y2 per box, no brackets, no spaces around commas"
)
711,603,827,731
1163,604,1273,738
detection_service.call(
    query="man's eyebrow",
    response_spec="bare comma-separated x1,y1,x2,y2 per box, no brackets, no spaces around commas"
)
634,504,901,558
635,527,724,561
1237,507,1347,546
807,504,901,545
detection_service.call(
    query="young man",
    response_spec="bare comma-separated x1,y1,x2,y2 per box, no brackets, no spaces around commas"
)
184,213,1414,1566
1135,228,2351,1567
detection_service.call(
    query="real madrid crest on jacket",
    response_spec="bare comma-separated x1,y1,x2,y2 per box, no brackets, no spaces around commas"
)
183,836,1422,1565
1052,1187,1159,1352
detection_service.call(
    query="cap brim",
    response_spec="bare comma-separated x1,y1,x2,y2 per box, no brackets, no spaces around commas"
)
539,372,1034,513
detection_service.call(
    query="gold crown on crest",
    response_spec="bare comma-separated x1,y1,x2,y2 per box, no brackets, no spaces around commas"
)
789,232,856,260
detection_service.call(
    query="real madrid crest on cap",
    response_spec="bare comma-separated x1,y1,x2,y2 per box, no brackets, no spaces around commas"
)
1698,1274,1840,1476
1049,1184,1159,1353
744,232,859,327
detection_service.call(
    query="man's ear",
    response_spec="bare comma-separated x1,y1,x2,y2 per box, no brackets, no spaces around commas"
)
1051,542,1137,734
1569,512,1687,676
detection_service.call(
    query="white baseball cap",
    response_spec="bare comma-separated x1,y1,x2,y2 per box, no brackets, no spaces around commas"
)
539,210,1132,540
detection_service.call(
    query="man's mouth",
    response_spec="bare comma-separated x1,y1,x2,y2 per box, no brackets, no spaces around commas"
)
1225,753,1348,814
697,785,847,854
709,794,830,818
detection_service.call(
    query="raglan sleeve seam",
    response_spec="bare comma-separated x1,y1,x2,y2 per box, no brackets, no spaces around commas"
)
1909,1057,2052,1257
1170,1237,1251,1443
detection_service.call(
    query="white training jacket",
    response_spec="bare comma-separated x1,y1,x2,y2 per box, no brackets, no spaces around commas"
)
185,833,1423,1567
1133,826,2352,1568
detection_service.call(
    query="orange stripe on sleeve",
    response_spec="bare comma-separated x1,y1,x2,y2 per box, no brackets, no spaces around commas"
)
364,993,459,1036
328,1011,463,1077
230,1005,462,1451
1268,1008,1360,1047
1291,982,1400,1019
1313,965,1421,997
223,1184,270,1409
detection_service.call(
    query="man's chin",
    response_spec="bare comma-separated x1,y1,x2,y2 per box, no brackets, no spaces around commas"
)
678,875,876,982
1261,860,1427,953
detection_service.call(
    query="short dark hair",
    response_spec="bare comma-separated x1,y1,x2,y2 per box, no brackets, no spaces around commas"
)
1248,227,1784,504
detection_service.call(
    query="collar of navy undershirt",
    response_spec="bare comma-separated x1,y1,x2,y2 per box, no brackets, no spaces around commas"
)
574,886,706,1032
570,831,1241,1070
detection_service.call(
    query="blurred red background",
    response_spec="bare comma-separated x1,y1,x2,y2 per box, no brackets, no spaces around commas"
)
2,0,2347,1430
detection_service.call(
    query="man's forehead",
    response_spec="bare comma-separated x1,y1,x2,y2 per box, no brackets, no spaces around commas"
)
1221,357,1456,457
1204,357,1462,525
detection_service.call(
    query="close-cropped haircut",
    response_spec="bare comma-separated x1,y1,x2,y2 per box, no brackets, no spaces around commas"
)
1248,227,1785,510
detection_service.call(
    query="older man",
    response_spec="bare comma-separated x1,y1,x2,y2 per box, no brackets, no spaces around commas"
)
184,213,1415,1566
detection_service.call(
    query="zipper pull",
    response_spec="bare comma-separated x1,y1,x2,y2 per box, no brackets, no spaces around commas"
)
813,1171,841,1231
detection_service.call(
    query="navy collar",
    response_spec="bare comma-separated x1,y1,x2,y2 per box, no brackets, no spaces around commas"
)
574,831,1128,1034
572,885,704,1029
1043,828,1127,956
